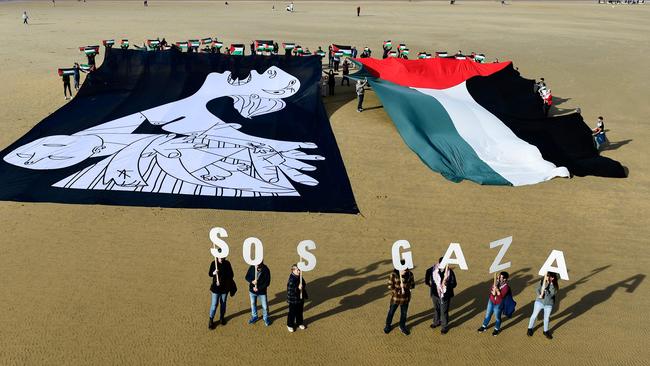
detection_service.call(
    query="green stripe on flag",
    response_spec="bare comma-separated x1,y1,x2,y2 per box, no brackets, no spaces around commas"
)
367,78,510,185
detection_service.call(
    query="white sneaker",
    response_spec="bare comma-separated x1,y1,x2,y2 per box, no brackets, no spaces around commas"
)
287,326,294,332
298,324,306,330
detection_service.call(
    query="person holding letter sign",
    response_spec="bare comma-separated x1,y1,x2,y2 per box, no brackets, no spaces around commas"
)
245,261,271,326
208,257,235,329
527,272,558,339
477,271,510,336
286,264,308,332
383,261,415,335
425,257,457,334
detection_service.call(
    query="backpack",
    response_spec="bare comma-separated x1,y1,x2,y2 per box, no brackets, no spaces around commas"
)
502,290,517,318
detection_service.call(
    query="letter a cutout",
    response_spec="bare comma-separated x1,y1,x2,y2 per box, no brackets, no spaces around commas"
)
538,249,569,280
440,243,468,270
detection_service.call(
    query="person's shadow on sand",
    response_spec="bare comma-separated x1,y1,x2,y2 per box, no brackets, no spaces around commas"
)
549,273,644,333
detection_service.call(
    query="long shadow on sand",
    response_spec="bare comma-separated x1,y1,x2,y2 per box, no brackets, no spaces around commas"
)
600,139,632,152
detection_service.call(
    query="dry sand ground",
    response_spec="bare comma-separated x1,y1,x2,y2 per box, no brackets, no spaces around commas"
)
0,1,648,365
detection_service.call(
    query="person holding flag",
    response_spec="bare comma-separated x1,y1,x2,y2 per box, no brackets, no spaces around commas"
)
207,256,235,329
477,271,510,336
286,264,308,332
425,257,457,334
384,260,415,335
527,272,558,339
245,260,272,326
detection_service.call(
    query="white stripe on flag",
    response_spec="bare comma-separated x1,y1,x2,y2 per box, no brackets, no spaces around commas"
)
414,83,570,186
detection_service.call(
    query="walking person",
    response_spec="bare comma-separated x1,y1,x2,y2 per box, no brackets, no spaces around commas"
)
327,69,336,96
357,6,361,16
356,78,368,112
208,257,235,329
425,257,457,334
245,260,272,326
22,11,29,25
477,271,510,336
383,261,415,335
286,264,308,332
62,72,72,100
341,60,350,86
527,272,558,339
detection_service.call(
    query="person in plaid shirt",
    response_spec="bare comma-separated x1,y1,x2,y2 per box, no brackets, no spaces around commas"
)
383,261,415,335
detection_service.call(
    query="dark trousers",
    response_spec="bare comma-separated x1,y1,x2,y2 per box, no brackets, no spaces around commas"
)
432,296,451,329
357,94,364,110
328,83,335,96
333,61,340,72
341,76,349,86
63,82,72,97
287,302,304,328
385,302,409,328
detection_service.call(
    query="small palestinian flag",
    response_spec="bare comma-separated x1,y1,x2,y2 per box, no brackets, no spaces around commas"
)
201,38,213,46
401,49,410,56
315,50,326,57
352,58,626,185
79,46,100,56
230,44,245,56
418,52,432,59
364,47,370,53
79,64,92,72
398,44,407,51
383,40,392,49
331,44,353,57
188,40,201,48
436,51,449,57
455,54,467,60
283,42,296,50
102,39,115,47
58,68,75,76
255,40,274,52
146,40,160,50
214,41,223,49
120,39,129,49
175,41,189,50
388,50,398,58
474,54,486,63
293,46,304,55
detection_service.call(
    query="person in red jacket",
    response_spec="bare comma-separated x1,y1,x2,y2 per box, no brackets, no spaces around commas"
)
477,271,510,336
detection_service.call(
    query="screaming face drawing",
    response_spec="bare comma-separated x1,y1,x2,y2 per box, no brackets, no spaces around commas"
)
4,66,324,197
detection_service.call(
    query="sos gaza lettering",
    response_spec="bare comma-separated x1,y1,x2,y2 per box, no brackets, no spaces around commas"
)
209,228,568,281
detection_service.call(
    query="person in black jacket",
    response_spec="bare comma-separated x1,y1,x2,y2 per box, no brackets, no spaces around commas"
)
245,261,271,326
208,257,235,329
286,264,308,332
424,257,457,334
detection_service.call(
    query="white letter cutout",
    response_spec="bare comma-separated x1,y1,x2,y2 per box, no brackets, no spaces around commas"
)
242,237,264,266
538,249,569,280
391,240,414,271
297,240,317,272
440,243,468,270
489,236,512,274
209,227,230,259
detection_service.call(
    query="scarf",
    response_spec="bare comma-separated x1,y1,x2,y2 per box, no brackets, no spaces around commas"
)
432,263,449,298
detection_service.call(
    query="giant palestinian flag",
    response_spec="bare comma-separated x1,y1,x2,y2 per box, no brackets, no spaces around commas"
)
352,58,626,185
0,49,358,213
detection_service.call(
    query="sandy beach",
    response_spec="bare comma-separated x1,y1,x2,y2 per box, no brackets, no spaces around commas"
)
0,1,648,365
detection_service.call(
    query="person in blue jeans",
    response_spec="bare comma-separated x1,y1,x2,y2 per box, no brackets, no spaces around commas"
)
208,257,235,330
245,261,271,326
477,271,510,336
527,272,558,339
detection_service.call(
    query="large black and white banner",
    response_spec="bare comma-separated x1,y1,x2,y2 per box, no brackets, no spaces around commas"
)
0,49,358,213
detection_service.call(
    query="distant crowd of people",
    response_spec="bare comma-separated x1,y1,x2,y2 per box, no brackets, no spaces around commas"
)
207,255,562,338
